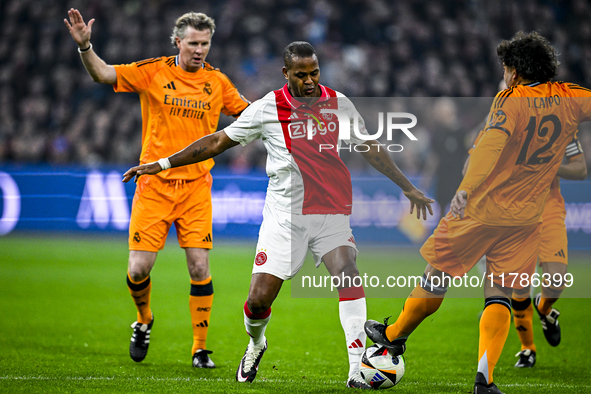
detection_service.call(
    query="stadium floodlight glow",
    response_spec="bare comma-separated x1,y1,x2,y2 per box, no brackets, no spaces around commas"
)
0,172,21,235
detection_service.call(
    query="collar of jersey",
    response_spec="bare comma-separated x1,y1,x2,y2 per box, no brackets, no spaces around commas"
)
281,83,330,110
173,56,207,77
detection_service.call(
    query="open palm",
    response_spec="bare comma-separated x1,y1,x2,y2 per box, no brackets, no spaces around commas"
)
64,8,94,47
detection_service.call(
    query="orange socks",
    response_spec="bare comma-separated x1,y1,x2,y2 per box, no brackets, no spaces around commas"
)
477,298,511,385
511,297,536,352
537,296,557,316
190,276,214,355
385,284,444,341
127,273,152,324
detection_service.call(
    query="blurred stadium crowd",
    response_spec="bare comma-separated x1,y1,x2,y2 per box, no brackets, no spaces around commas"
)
1,0,590,176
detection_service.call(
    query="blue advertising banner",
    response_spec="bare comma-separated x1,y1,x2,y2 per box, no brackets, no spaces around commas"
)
1,165,590,249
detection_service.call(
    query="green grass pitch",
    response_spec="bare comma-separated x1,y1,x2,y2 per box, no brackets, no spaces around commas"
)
1,235,590,393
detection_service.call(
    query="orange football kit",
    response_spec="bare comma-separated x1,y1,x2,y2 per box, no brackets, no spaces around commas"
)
421,82,591,288
114,56,249,251
539,176,569,265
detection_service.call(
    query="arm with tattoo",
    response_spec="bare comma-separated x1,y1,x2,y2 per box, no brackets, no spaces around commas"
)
123,130,239,183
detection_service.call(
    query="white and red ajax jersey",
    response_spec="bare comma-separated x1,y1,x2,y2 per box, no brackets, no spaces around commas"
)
224,84,367,215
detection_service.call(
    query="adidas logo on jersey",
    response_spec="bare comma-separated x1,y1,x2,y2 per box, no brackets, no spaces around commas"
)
163,81,177,90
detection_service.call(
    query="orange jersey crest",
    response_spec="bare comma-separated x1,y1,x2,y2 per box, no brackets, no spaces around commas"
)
114,57,249,180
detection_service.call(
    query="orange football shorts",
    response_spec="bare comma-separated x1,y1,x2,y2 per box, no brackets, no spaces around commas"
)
129,173,213,252
538,208,568,265
420,213,542,289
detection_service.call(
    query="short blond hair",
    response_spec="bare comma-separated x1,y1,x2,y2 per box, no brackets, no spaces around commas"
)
170,12,216,47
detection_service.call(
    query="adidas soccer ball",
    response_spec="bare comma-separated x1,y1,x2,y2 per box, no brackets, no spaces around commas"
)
359,345,405,389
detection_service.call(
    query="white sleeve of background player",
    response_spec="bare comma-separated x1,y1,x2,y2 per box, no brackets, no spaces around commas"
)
224,96,267,146
336,93,369,146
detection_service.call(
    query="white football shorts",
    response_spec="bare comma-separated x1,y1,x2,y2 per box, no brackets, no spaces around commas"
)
252,204,359,280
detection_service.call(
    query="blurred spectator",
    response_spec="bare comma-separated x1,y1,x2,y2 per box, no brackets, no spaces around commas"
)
0,0,589,177
421,98,470,217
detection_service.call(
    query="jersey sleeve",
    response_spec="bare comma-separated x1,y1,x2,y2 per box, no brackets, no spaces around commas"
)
113,57,163,93
468,129,486,155
458,129,508,197
218,72,250,117
482,88,519,138
567,84,591,122
224,98,266,146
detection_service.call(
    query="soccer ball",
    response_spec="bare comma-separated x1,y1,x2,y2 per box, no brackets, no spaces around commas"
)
359,345,405,389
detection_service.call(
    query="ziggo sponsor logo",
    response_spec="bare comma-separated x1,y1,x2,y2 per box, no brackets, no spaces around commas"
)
288,110,418,152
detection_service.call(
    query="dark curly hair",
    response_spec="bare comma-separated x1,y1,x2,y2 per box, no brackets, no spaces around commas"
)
497,31,560,83
284,41,317,69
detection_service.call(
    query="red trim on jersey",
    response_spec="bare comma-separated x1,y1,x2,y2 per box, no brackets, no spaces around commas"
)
338,286,366,301
274,89,293,153
244,301,271,320
274,84,353,214
280,83,330,109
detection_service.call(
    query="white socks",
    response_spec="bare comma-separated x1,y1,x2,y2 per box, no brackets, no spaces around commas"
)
243,302,271,348
339,297,367,378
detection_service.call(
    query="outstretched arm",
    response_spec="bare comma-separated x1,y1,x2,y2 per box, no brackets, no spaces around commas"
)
359,142,434,220
122,130,239,183
452,129,508,219
557,153,587,180
462,156,470,177
64,8,116,84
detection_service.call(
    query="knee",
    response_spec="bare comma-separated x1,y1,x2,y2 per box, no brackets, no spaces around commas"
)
188,260,210,279
512,287,531,300
483,279,512,299
340,264,360,280
128,259,151,282
247,293,272,314
186,249,210,280
128,266,150,282
424,263,446,279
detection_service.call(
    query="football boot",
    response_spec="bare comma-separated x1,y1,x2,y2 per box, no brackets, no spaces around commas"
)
514,349,536,368
533,293,561,346
364,317,406,356
130,316,153,362
236,340,267,382
474,372,505,394
193,349,216,368
346,371,372,389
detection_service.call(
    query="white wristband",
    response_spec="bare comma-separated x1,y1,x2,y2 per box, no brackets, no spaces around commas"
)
78,43,93,53
157,158,171,171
